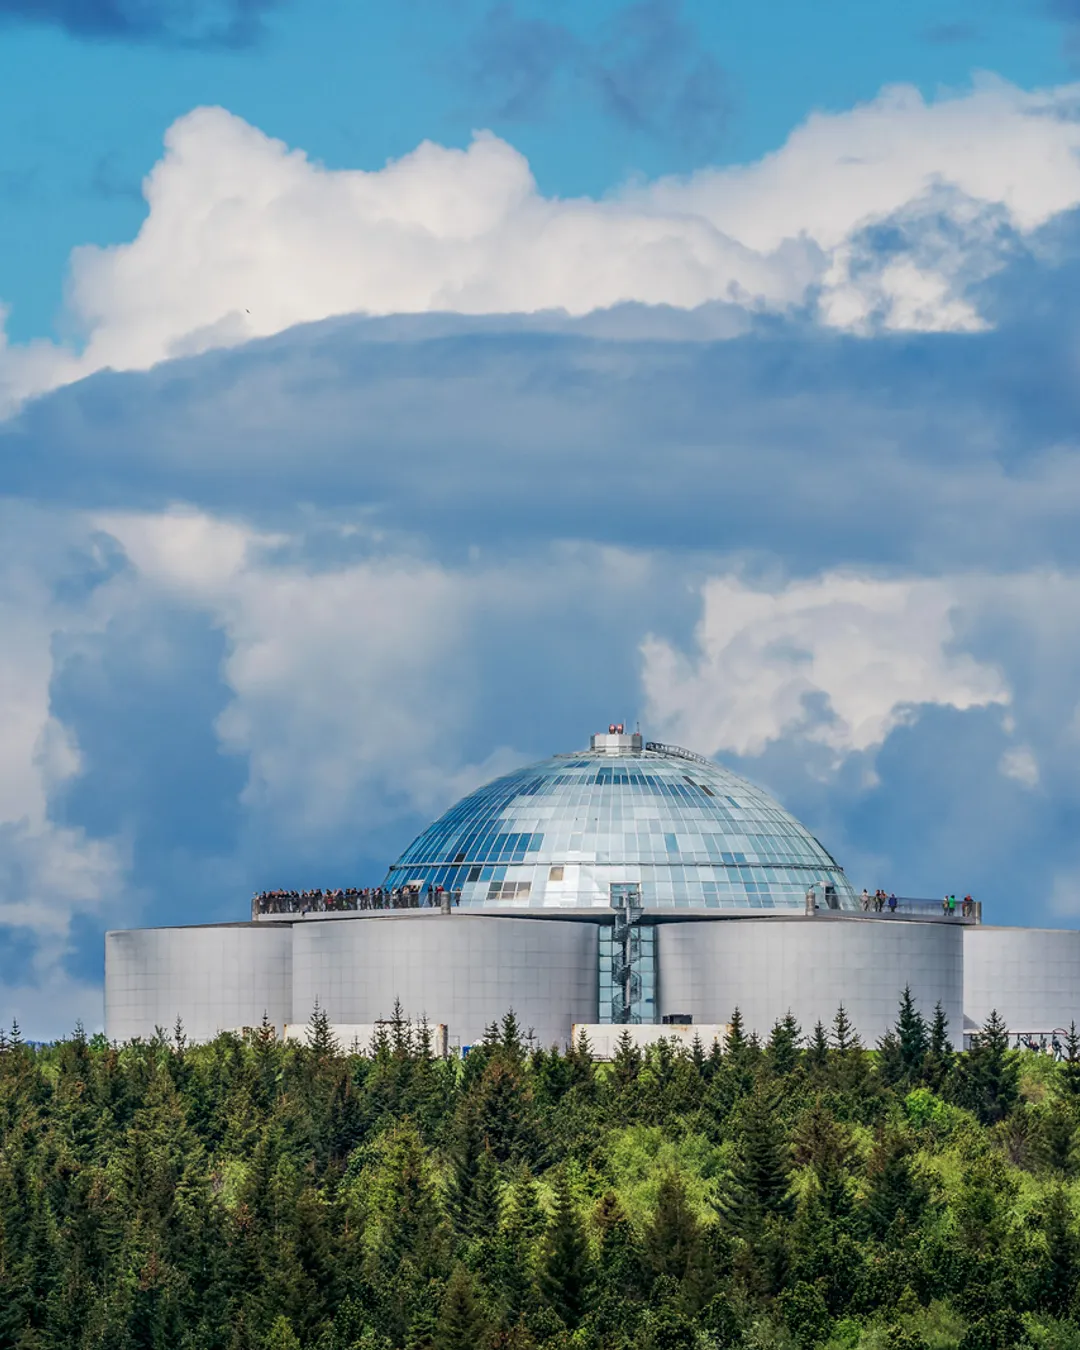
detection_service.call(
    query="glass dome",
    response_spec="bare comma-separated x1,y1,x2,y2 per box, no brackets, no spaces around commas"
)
383,732,857,912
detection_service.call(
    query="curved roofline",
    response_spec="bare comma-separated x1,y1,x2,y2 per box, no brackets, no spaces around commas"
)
555,740,716,768
382,735,856,908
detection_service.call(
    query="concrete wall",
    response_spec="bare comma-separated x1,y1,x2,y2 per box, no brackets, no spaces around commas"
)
657,916,964,1044
108,911,1056,1051
573,1024,728,1059
105,925,292,1043
291,912,597,1049
964,926,1080,1034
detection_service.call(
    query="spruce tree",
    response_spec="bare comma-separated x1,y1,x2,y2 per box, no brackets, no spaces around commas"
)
473,1057,536,1164
610,1029,642,1089
470,1144,503,1239
172,1016,187,1054
793,1097,854,1219
1035,1186,1079,1316
831,1005,859,1054
263,1315,302,1350
726,1008,748,1058
896,987,929,1084
876,1031,904,1088
449,1112,502,1239
447,1107,484,1238
500,1011,526,1063
494,1168,545,1325
703,1038,724,1083
806,1022,829,1076
371,1124,449,1284
862,1129,929,1239
594,1190,646,1302
538,1171,590,1328
642,1170,701,1283
249,1015,279,1117
768,1013,802,1078
957,1010,1019,1125
925,1002,954,1092
716,1006,757,1103
829,1005,870,1096
436,1264,488,1350
389,997,413,1056
228,1311,257,1350
722,1084,794,1235
406,1305,438,1350
307,1000,339,1057
1060,1022,1080,1102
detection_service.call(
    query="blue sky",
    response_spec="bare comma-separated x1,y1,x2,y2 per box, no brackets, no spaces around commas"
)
4,0,1080,1034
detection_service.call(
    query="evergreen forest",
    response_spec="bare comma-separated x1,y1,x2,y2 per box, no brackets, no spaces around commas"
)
4,996,1080,1350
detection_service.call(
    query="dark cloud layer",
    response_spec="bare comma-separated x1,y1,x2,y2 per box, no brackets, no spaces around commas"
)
463,0,730,152
0,0,282,47
7,227,1080,577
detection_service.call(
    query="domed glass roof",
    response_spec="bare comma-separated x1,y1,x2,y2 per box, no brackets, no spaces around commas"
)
384,732,857,912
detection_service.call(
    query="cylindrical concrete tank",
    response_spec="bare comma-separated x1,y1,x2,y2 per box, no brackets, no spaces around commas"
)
291,912,598,1049
658,915,963,1045
105,925,292,1043
964,926,1080,1035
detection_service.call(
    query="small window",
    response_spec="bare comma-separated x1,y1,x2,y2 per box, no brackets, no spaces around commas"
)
487,880,532,900
549,866,564,882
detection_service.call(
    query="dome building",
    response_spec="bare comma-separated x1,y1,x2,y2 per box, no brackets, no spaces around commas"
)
104,727,1080,1052
383,730,857,913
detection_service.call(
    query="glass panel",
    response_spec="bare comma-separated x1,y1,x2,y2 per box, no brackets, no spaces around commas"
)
382,743,857,912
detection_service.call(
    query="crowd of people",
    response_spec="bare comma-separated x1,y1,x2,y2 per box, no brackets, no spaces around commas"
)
857,889,977,917
252,884,460,916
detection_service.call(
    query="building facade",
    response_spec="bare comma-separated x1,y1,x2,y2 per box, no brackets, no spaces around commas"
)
104,731,1080,1050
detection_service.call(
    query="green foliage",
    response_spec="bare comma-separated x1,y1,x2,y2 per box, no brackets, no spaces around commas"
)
954,1011,1019,1125
538,1170,591,1329
0,1006,1078,1350
641,1169,703,1285
896,988,929,1085
436,1265,490,1350
861,1128,930,1239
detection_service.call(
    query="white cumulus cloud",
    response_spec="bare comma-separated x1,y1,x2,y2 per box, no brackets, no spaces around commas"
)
92,510,673,839
4,77,1080,408
641,571,1010,761
1000,744,1040,788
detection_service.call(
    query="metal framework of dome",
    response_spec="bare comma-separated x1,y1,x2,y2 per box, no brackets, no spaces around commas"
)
383,730,857,912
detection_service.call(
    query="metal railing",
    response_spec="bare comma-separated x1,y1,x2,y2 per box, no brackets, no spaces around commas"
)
644,741,715,766
254,887,981,924
253,887,458,918
847,895,981,923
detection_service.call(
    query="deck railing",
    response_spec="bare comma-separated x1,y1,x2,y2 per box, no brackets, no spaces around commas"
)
825,895,981,923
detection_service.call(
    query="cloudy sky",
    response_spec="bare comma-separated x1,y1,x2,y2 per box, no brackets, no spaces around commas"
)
3,0,1080,1035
